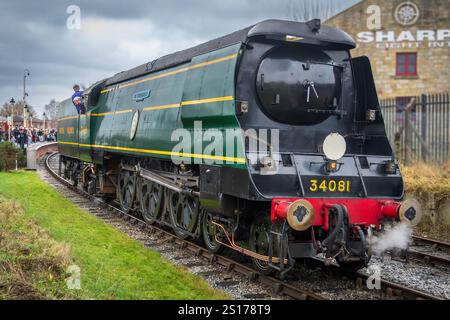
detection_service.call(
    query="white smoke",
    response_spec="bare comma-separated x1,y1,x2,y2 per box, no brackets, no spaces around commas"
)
370,223,412,256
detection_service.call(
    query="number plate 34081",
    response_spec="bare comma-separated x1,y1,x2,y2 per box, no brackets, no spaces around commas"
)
309,179,350,193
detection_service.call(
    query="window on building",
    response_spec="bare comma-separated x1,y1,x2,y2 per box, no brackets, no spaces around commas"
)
396,52,417,76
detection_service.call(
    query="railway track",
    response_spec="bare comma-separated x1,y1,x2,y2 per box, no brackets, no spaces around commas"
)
42,152,444,300
406,235,450,269
370,230,450,269
373,232,450,269
315,259,445,300
412,235,450,251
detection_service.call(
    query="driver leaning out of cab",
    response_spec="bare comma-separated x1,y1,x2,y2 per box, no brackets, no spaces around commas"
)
72,84,86,114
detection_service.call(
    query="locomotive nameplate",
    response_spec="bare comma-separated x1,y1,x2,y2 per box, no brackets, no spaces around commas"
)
133,90,151,102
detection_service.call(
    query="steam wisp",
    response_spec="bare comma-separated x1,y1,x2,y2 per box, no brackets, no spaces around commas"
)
371,223,412,256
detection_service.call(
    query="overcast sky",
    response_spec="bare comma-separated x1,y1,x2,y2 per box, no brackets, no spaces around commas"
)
0,0,359,116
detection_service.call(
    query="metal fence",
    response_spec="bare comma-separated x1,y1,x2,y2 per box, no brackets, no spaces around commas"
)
380,93,450,165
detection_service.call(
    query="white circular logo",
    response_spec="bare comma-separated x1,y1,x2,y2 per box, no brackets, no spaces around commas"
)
394,1,420,26
130,110,139,140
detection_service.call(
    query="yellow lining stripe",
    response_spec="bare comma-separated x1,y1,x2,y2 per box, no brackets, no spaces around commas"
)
181,96,233,106
90,112,113,117
58,141,246,163
115,109,134,114
58,141,79,146
143,96,234,111
143,103,181,111
90,109,134,117
58,115,86,121
100,53,238,94
58,110,134,121
58,96,234,121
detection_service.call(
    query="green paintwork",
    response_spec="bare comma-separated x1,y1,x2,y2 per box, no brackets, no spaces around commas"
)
57,43,247,169
57,99,79,159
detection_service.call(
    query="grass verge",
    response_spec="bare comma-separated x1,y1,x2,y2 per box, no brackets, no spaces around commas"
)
0,171,229,300
0,197,73,299
401,160,450,200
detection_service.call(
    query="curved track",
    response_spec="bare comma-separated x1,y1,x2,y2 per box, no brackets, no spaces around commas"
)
43,152,444,300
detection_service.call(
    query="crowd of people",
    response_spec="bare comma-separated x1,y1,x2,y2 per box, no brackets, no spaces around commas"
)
0,84,82,149
0,126,57,149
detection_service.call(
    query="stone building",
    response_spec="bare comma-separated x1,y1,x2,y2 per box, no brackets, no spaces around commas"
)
325,0,450,99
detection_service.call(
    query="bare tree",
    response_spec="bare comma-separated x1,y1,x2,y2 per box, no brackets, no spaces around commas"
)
44,99,60,128
0,100,36,118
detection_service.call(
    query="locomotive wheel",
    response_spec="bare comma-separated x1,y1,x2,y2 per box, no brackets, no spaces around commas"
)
82,167,96,195
71,171,79,187
201,211,224,253
63,160,78,187
62,160,69,180
168,190,200,240
83,175,96,195
249,214,276,275
69,162,79,187
58,157,63,176
138,178,164,224
117,169,137,213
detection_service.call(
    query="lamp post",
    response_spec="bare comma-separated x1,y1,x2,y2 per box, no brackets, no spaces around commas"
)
24,104,28,128
9,98,15,141
43,112,46,131
23,69,30,128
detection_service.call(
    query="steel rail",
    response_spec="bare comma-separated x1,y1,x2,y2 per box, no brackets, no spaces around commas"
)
407,235,450,269
412,235,450,250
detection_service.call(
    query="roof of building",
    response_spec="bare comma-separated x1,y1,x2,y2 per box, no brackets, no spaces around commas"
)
104,19,356,87
8,115,43,123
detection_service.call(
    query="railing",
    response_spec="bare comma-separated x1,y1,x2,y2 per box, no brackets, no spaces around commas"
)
380,93,450,165
26,142,58,170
